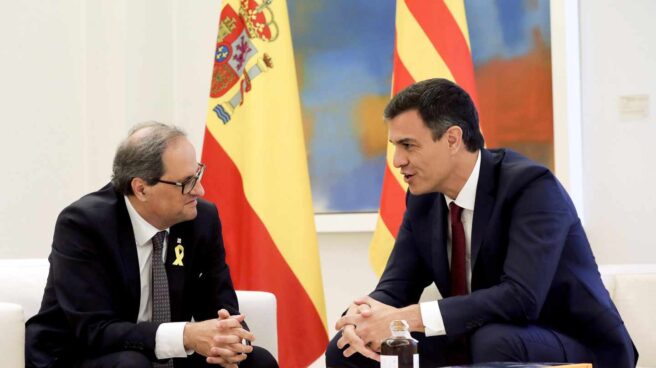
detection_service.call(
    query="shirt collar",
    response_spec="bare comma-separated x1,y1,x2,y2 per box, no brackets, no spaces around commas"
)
124,196,169,247
444,150,481,211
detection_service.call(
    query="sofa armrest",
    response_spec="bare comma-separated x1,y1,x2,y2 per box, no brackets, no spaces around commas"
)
236,291,278,360
0,302,25,368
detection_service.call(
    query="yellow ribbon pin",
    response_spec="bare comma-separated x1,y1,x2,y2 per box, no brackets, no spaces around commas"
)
173,244,184,266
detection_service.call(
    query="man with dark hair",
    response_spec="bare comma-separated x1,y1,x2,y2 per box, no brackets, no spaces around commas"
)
326,78,637,367
26,122,277,368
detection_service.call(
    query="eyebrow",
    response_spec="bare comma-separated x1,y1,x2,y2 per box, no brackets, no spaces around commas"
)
180,174,195,182
389,137,418,145
174,165,202,182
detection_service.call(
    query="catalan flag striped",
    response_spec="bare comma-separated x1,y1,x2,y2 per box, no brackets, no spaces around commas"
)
201,0,327,366
369,0,480,276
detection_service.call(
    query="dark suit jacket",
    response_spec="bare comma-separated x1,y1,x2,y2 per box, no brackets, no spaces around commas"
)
26,183,240,368
370,149,637,367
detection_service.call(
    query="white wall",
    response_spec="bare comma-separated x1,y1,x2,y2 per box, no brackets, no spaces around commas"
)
0,0,197,257
0,0,86,257
1,1,656,366
171,0,220,150
579,0,656,264
84,0,177,190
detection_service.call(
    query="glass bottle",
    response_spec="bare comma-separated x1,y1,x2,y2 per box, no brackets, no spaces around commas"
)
380,320,418,368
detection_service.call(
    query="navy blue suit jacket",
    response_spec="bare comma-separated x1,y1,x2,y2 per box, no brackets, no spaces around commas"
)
370,149,637,367
25,184,240,368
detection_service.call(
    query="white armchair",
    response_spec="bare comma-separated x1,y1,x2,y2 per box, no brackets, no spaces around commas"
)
0,258,278,367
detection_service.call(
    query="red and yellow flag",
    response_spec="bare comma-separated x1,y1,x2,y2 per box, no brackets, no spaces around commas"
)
201,0,327,366
369,0,481,276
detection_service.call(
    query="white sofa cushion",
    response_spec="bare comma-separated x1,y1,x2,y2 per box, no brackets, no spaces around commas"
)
0,302,25,367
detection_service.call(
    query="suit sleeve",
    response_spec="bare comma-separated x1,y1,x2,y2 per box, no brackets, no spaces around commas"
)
370,210,434,307
438,173,574,337
51,206,160,359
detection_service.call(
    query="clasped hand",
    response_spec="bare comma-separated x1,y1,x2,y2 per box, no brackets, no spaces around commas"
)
334,296,399,362
184,309,255,367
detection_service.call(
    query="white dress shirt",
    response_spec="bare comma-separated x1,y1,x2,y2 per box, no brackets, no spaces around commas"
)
420,151,481,336
124,197,190,359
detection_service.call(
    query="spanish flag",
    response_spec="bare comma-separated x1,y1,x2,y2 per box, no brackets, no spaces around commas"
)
200,0,327,366
369,0,480,276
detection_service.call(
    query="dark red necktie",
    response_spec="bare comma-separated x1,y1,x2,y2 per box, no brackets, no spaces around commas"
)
449,202,467,296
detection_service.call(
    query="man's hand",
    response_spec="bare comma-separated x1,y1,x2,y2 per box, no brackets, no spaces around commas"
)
183,309,254,367
336,312,380,362
206,309,255,367
336,296,423,354
334,298,380,361
336,296,397,353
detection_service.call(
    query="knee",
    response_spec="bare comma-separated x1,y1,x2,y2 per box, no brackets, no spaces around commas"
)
114,351,151,368
244,346,278,368
470,324,525,363
325,332,346,367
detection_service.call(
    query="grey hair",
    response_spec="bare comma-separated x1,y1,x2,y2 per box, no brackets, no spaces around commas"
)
111,121,187,195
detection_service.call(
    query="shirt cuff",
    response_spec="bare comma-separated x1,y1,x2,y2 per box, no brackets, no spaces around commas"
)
155,322,193,359
419,301,446,337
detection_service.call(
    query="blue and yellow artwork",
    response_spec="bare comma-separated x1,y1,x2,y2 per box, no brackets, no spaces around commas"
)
289,0,552,213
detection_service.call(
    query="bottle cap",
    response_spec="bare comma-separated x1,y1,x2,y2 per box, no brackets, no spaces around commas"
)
389,320,410,336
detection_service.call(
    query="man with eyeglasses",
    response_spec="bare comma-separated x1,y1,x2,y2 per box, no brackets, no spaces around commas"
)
26,122,277,368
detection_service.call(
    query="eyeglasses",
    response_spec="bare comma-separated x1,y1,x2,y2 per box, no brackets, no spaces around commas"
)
156,163,206,195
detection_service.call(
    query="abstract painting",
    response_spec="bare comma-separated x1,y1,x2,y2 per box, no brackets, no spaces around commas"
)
289,0,553,213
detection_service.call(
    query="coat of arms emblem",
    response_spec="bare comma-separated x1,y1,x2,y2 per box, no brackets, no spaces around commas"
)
211,0,278,124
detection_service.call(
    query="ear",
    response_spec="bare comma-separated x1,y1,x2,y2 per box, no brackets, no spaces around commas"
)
131,177,148,201
446,126,463,152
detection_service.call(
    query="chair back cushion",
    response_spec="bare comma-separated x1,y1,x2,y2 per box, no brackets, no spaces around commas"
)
0,259,49,319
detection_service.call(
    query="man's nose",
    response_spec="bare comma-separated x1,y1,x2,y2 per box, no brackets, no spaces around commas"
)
392,148,407,168
191,181,205,197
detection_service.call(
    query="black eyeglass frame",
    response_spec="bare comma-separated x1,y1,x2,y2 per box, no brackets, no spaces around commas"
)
156,163,206,195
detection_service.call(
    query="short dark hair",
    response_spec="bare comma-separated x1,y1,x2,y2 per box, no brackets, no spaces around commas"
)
111,121,186,195
383,78,484,152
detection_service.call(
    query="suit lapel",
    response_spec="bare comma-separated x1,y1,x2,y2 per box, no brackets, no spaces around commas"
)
115,196,141,319
429,195,451,296
470,149,498,274
166,226,187,320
